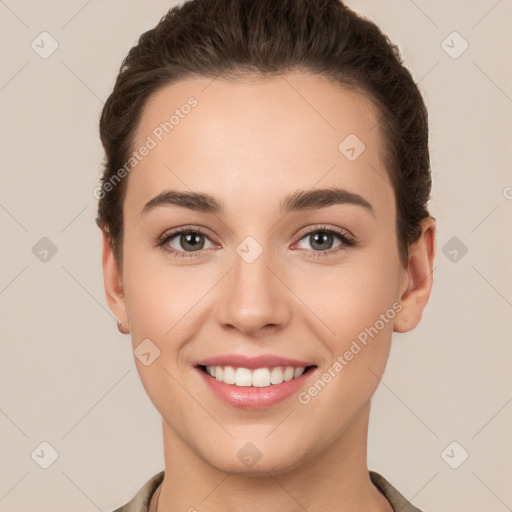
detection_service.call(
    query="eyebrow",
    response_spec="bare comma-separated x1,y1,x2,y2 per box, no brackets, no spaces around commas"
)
140,187,375,217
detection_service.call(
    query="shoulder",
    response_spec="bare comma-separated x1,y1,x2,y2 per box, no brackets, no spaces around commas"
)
112,470,165,512
369,471,424,512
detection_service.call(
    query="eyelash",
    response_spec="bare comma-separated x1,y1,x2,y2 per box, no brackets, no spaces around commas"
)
156,224,356,259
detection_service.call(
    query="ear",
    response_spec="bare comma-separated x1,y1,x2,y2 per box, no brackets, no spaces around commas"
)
393,216,436,333
101,229,129,332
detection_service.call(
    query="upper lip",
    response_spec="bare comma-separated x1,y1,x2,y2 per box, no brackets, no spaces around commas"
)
195,354,316,369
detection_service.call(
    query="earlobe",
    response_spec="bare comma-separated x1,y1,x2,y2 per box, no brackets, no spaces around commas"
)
101,230,129,331
393,217,436,333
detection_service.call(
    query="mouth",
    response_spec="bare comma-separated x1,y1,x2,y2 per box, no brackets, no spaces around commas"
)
197,364,317,387
194,362,318,409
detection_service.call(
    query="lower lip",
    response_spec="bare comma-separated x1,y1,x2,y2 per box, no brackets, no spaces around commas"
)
196,367,315,409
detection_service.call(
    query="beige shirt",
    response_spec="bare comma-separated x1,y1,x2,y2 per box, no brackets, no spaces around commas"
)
112,470,423,511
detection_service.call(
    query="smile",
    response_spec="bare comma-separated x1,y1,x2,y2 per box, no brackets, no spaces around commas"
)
201,365,313,387
195,360,317,408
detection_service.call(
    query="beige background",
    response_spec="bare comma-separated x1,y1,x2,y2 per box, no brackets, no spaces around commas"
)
1,1,511,510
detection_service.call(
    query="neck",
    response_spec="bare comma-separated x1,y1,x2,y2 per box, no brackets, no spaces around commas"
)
157,403,392,512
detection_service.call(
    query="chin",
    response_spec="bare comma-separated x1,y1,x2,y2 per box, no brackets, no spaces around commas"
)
200,438,314,477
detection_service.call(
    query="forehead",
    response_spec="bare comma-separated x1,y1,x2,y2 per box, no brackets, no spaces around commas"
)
126,73,394,221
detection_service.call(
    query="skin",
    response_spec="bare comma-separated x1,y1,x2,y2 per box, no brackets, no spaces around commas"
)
102,72,436,512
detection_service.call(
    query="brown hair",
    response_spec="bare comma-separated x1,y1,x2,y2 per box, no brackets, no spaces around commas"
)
96,0,432,268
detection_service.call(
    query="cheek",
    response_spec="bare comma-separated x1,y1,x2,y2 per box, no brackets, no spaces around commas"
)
290,241,402,413
293,259,399,428
122,240,205,331
294,248,400,344
120,253,202,411
121,248,223,375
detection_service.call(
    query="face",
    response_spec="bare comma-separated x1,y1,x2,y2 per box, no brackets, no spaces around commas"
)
103,72,432,475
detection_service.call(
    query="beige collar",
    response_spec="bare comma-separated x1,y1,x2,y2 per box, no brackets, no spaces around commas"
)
148,482,162,512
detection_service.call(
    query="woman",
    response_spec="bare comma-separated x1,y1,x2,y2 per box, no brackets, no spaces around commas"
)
96,0,436,510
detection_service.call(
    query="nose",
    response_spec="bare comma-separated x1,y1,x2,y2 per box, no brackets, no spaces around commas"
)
215,244,292,338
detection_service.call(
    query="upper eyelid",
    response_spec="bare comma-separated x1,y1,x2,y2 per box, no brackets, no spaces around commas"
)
160,226,217,246
295,224,354,240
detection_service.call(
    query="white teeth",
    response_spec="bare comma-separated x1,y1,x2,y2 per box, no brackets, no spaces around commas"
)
223,365,236,384
283,367,294,381
235,367,252,386
252,368,271,387
293,367,305,378
204,365,308,387
270,367,284,384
